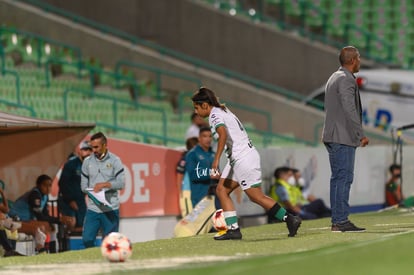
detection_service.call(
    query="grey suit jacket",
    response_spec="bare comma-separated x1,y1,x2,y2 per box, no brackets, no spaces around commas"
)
322,67,364,147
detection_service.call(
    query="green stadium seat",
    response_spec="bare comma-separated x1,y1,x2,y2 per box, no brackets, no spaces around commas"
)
1,25,301,148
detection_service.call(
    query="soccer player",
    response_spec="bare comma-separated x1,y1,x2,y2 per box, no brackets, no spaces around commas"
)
9,174,72,253
191,87,301,240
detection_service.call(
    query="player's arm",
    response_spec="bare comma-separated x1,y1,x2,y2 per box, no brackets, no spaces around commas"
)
96,157,125,192
276,185,301,214
28,191,59,223
176,173,184,196
395,185,402,202
212,125,226,171
111,158,126,190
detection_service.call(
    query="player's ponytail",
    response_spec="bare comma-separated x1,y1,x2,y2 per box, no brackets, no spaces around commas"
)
191,87,226,111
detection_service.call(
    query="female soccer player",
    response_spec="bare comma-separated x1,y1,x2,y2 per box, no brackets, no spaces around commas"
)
191,87,301,240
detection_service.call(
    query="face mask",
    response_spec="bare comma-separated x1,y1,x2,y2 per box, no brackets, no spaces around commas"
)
297,177,305,187
394,174,401,179
287,176,296,186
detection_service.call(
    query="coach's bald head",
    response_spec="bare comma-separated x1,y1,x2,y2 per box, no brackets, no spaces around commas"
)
339,46,360,73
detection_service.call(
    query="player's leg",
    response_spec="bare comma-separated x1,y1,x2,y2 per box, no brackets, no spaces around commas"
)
82,209,101,248
239,150,302,237
244,187,287,220
243,186,300,236
213,164,242,240
76,198,87,228
244,187,277,208
216,178,239,211
101,209,120,237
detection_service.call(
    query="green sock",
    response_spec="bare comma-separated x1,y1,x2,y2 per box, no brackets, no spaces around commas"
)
275,207,287,221
225,215,238,229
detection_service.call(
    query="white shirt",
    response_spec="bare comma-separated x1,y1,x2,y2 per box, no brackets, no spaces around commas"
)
209,107,253,162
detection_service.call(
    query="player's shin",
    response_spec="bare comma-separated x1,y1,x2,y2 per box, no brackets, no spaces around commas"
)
223,211,238,229
268,203,287,221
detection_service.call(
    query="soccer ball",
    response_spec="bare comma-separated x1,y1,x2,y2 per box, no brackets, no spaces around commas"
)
212,209,227,231
101,232,132,262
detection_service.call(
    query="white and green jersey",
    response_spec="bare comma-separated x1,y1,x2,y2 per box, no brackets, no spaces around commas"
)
209,106,254,163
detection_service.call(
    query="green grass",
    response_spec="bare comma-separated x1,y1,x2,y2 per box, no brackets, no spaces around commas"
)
1,208,413,274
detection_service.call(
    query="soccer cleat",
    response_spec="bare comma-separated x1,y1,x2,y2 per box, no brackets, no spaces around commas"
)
286,214,301,237
331,221,366,232
213,228,242,240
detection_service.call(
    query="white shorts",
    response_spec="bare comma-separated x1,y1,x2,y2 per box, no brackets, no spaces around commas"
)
221,149,262,190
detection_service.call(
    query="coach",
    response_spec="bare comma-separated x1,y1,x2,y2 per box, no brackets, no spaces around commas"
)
322,46,369,233
81,132,125,248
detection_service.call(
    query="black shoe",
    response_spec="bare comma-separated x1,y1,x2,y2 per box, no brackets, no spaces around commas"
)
4,250,25,257
331,221,365,232
286,214,301,237
213,228,242,240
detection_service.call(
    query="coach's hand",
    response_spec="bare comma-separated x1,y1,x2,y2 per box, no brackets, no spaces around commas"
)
360,136,369,147
93,182,111,192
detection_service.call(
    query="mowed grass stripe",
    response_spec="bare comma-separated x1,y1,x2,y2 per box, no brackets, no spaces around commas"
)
156,230,414,275
0,208,412,275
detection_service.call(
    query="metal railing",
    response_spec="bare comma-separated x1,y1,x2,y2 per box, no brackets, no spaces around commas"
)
115,60,203,100
0,43,22,104
95,122,183,146
0,98,36,117
62,88,171,145
178,91,313,147
0,68,21,105
0,25,82,68
207,0,397,65
16,0,308,102
45,58,139,94
344,24,393,63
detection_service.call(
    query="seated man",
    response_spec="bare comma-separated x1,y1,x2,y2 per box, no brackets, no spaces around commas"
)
269,167,331,221
291,168,317,202
9,175,74,253
385,164,402,207
385,164,414,207
0,181,23,257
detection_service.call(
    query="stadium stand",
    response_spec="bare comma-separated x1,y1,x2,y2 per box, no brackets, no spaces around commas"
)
203,0,414,67
0,0,341,145
0,0,398,147
0,25,309,148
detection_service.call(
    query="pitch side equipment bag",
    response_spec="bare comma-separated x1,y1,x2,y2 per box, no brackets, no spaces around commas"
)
174,195,216,237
